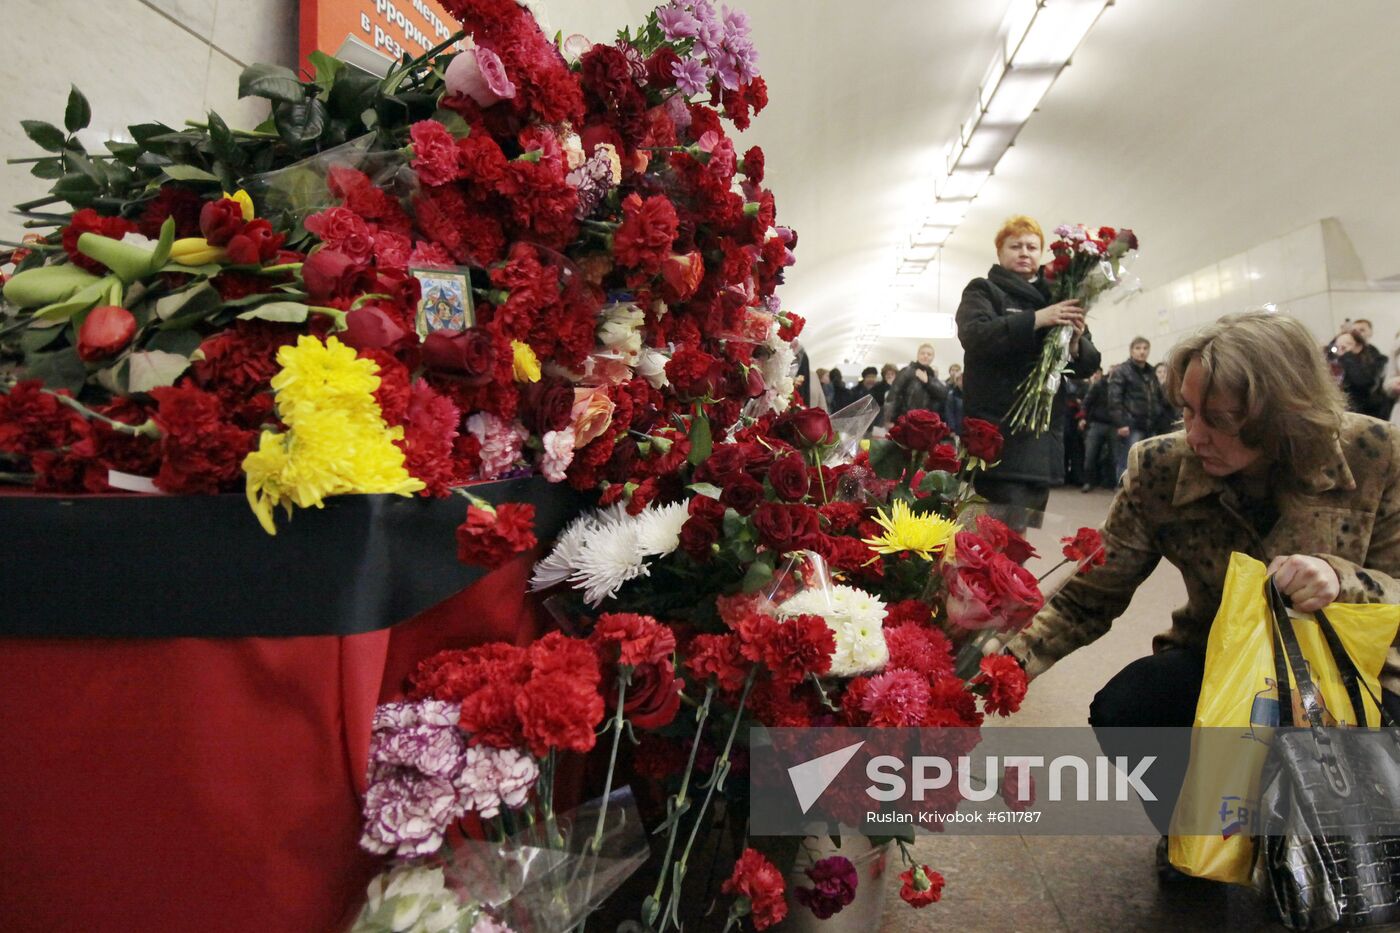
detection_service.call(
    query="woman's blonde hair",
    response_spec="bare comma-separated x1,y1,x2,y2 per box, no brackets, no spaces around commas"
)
1164,310,1345,480
994,215,1043,251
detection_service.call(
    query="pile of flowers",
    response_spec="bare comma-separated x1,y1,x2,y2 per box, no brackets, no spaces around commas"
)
1005,223,1140,435
0,1,1110,930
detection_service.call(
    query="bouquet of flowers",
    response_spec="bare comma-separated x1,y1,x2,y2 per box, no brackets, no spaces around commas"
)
1005,224,1140,436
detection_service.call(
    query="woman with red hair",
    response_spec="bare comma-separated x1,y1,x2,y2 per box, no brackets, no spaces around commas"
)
956,215,1101,526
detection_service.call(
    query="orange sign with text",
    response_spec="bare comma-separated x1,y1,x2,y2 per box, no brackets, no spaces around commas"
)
299,0,464,72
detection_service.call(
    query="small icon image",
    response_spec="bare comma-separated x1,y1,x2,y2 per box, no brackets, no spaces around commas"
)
410,267,473,336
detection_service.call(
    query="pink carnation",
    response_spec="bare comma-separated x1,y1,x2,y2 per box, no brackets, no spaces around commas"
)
454,745,539,819
467,412,528,479
541,428,576,482
445,45,517,107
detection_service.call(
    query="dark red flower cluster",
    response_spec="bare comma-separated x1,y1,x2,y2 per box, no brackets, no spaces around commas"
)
593,612,682,729
722,848,788,930
148,385,257,494
972,654,1029,716
1061,526,1106,572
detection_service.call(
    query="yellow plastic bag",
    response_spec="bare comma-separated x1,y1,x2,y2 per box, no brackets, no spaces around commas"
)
1168,552,1399,884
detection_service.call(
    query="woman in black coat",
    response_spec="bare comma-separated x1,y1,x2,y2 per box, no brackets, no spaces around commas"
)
955,215,1101,524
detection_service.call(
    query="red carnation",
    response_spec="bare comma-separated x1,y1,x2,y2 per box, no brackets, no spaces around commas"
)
1061,526,1106,572
861,669,932,727
665,346,725,400
593,612,675,667
723,849,788,930
884,623,954,679
455,502,537,568
760,612,834,685
613,193,678,275
973,654,1029,717
409,119,461,186
61,208,137,274
685,633,749,694
397,381,461,496
148,385,256,494
515,670,604,756
741,146,765,183
138,186,204,239
898,865,945,908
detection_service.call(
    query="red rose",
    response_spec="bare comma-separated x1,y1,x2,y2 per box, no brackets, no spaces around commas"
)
76,305,136,362
772,408,834,449
942,564,997,631
751,502,820,554
898,865,945,908
519,379,575,434
974,653,1029,716
455,502,537,568
923,443,961,474
423,328,495,380
720,474,765,515
619,658,683,729
889,409,951,452
986,554,1044,630
342,305,410,351
723,849,788,930
645,46,681,87
767,453,810,502
960,417,1003,462
301,248,369,300
1061,526,1105,571
695,442,753,486
678,515,721,559
975,515,1037,564
199,197,246,246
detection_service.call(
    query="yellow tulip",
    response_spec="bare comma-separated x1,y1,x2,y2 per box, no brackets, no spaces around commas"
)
512,340,542,383
224,189,255,222
169,238,227,266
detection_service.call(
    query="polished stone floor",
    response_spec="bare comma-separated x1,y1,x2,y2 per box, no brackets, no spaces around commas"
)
876,487,1304,932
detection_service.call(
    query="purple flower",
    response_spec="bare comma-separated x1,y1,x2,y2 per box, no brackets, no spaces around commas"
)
729,39,760,84
794,855,859,920
712,47,742,91
360,769,462,857
370,700,466,778
665,93,692,131
672,57,712,96
656,3,701,39
454,746,540,819
722,6,751,40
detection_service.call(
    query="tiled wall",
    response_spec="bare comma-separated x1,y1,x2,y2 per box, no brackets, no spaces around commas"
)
1090,220,1400,368
0,0,297,243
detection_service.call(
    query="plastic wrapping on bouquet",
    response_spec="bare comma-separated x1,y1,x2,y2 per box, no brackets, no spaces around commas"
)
239,133,415,227
823,394,880,467
765,549,836,613
443,788,648,931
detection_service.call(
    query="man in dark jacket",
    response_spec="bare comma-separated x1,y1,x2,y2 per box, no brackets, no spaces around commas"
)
1079,369,1115,491
1108,337,1167,483
957,244,1101,524
885,343,948,424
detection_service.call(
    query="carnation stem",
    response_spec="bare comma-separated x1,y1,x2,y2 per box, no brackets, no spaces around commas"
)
590,669,630,852
1036,557,1071,583
647,682,716,923
39,389,162,438
662,668,758,932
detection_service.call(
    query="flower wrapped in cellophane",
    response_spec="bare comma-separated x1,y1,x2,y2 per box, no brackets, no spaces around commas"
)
1005,225,1140,435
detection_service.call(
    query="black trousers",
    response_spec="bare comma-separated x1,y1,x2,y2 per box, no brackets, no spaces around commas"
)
973,475,1050,533
1088,649,1400,833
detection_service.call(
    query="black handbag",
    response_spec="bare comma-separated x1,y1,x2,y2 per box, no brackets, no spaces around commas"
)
1257,580,1400,930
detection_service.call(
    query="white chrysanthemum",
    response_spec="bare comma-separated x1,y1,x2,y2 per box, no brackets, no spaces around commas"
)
756,324,797,415
570,514,650,606
633,501,689,557
778,584,888,677
530,513,597,591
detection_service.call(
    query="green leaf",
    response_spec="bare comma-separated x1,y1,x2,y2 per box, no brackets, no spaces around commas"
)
273,98,328,146
126,350,191,393
19,324,66,354
687,414,712,466
154,282,221,322
206,111,239,165
96,359,128,395
917,470,959,496
128,122,177,146
25,347,87,394
144,329,203,357
328,70,380,118
51,172,99,204
63,149,103,183
431,108,472,138
686,482,723,499
740,556,775,593
29,159,64,180
238,63,306,104
869,438,908,481
21,120,66,152
161,164,221,183
308,51,344,95
64,86,92,133
236,300,310,324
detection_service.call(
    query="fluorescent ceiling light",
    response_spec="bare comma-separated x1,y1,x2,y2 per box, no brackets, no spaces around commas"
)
911,224,954,248
925,199,971,226
936,169,990,200
882,311,957,340
904,244,939,262
1011,0,1109,69
982,67,1057,123
952,122,1017,171
1001,0,1040,63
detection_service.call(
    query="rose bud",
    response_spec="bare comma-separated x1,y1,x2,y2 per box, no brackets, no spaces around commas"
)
773,408,835,449
77,305,138,362
223,219,283,265
341,305,409,351
301,248,367,300
422,328,495,382
199,198,245,246
444,46,516,107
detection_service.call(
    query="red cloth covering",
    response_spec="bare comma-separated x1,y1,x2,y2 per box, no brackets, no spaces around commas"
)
0,549,544,933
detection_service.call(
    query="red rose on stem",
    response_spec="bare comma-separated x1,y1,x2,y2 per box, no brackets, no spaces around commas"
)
986,554,1043,630
616,658,682,729
975,514,1038,564
76,305,136,361
766,453,810,502
960,417,1003,462
720,473,765,515
723,848,788,930
889,410,951,452
455,502,537,568
751,502,820,554
772,408,834,449
924,442,962,474
899,865,945,908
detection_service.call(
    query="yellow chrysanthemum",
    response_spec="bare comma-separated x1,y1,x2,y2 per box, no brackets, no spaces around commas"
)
861,499,959,560
243,336,424,534
511,340,542,383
